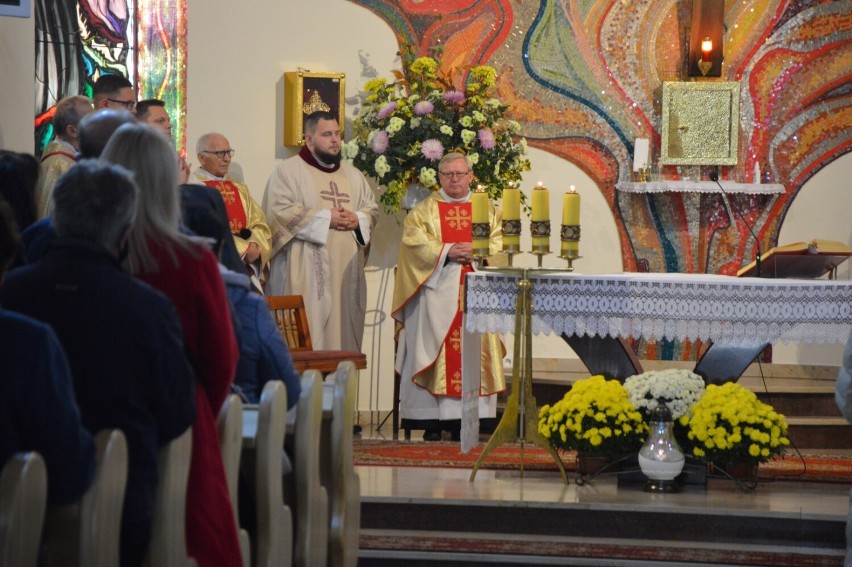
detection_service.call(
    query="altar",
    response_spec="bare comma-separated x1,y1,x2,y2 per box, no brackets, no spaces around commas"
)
460,271,852,453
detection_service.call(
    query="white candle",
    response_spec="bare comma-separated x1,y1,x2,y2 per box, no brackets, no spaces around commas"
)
633,138,650,172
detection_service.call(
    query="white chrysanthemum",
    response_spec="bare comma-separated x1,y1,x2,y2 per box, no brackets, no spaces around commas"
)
342,140,359,160
460,115,473,128
374,155,390,178
467,152,479,165
440,124,453,136
410,116,422,128
419,167,437,187
472,110,486,123
386,116,405,134
461,129,476,144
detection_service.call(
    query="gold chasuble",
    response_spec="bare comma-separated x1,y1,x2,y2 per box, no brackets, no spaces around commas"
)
393,192,505,405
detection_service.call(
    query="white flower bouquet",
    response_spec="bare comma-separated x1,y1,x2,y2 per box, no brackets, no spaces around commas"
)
623,368,706,420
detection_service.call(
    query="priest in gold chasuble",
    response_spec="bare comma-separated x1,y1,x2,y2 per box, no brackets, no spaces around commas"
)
393,152,505,441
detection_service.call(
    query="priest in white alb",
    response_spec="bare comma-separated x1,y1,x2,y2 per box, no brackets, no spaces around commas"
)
393,151,506,441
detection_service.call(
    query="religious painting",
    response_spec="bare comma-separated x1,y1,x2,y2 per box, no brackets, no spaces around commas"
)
0,0,30,18
660,81,740,166
283,71,345,146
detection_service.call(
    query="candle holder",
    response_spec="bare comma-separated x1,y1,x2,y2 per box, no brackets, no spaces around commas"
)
471,221,491,259
559,224,581,271
530,219,551,256
697,58,712,77
502,219,521,255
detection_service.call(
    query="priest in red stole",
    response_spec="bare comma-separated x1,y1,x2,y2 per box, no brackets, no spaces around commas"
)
392,152,505,441
194,132,271,284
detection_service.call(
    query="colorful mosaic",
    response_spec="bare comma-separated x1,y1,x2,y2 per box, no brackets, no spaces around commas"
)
349,0,852,358
34,0,187,154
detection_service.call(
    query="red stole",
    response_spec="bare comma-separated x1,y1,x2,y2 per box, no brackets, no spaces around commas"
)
437,201,473,397
203,180,248,234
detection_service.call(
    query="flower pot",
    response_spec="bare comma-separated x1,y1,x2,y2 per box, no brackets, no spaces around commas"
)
577,452,610,476
711,461,759,484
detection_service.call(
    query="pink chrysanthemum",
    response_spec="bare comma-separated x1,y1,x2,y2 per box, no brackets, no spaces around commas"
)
421,139,444,161
371,130,389,154
377,101,397,119
442,90,466,105
478,128,496,150
413,101,434,116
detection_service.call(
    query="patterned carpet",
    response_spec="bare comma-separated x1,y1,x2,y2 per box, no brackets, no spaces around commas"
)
353,439,852,483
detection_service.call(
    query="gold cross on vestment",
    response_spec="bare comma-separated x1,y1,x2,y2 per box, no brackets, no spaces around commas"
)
218,182,238,205
445,206,471,230
450,328,462,353
320,181,351,208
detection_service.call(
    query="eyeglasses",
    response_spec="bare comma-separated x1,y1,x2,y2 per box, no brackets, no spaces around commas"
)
439,170,470,179
201,149,235,159
106,98,137,110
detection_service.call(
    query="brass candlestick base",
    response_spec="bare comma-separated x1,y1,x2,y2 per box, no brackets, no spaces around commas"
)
697,58,712,77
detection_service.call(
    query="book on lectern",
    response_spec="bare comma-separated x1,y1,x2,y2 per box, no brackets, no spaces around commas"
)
737,239,852,279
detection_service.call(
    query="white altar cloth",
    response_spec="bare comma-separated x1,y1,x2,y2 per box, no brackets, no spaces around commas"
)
615,181,785,195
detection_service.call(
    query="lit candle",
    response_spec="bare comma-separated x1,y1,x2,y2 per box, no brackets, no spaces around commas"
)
501,182,521,249
561,185,581,255
701,37,712,62
531,181,550,252
471,185,490,253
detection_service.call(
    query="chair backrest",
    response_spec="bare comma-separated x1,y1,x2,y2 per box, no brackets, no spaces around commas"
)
41,429,128,567
254,380,293,567
216,395,250,567
0,451,47,567
79,429,128,566
143,427,194,567
266,295,312,352
323,362,361,567
292,371,328,567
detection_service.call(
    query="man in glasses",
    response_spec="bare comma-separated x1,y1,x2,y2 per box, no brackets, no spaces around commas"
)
392,151,505,441
193,132,271,286
263,110,378,352
92,74,137,114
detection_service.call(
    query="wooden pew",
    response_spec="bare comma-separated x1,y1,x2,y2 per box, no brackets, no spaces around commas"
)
217,395,251,567
0,451,47,567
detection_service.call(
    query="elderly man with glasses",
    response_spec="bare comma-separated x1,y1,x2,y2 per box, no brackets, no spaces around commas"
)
392,151,505,441
193,132,271,287
92,74,137,114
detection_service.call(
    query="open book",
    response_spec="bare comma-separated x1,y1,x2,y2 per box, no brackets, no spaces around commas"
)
737,239,852,278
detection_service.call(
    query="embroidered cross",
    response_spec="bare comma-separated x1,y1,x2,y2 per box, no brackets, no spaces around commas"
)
217,182,238,205
450,328,462,353
445,206,470,230
320,181,351,208
449,369,462,390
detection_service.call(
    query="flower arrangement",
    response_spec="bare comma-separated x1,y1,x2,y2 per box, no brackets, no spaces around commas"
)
345,45,531,213
538,375,649,459
678,382,790,465
624,368,705,421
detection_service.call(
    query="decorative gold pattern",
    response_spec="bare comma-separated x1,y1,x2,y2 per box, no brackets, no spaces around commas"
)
302,90,331,114
445,206,471,230
502,219,521,236
560,225,580,241
661,82,740,166
471,222,491,239
530,220,551,237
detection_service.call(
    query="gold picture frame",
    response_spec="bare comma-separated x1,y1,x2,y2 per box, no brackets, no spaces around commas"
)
283,71,346,146
660,81,740,166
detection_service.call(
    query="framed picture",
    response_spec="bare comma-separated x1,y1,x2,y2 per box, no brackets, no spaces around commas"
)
0,0,31,18
660,81,740,166
283,71,345,146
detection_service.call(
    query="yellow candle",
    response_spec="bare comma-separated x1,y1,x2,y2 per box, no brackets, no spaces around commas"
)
561,185,581,255
531,181,550,252
501,183,521,250
471,186,490,253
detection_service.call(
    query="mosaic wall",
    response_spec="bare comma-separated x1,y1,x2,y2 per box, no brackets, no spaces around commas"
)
349,0,851,273
34,0,187,153
348,0,851,359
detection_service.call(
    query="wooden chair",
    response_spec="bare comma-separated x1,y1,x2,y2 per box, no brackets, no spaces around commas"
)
321,362,361,567
143,427,195,567
41,429,129,567
252,380,293,567
266,295,367,375
0,452,47,567
287,371,329,567
216,395,250,567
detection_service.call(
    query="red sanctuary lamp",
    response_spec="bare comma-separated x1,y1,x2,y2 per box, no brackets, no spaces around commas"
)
698,37,713,76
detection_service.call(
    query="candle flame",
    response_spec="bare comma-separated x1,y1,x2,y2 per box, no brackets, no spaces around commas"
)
701,37,712,53
569,185,576,193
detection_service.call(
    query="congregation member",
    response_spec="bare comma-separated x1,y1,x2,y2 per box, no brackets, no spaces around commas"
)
100,123,242,567
92,74,136,113
393,151,505,441
0,201,97,506
21,108,137,264
193,132,271,284
836,330,852,565
0,162,196,565
136,98,172,137
0,150,39,269
35,95,93,217
263,110,379,350
181,188,302,407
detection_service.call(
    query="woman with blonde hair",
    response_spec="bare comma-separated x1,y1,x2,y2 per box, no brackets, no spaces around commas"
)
100,123,242,566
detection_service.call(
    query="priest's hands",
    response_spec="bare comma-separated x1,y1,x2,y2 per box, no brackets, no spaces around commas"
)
448,242,474,265
331,208,358,231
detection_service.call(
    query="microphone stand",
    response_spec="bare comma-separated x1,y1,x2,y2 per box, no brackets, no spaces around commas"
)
710,169,762,277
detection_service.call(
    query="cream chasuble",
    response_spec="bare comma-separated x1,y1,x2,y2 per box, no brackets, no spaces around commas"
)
393,191,505,421
36,139,76,218
263,152,378,351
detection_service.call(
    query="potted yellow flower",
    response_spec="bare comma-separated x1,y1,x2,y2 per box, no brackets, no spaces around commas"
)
538,375,648,473
678,382,790,482
345,45,531,213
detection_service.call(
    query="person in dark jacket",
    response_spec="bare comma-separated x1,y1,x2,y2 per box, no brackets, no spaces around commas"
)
0,161,196,566
181,188,301,407
0,199,96,505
